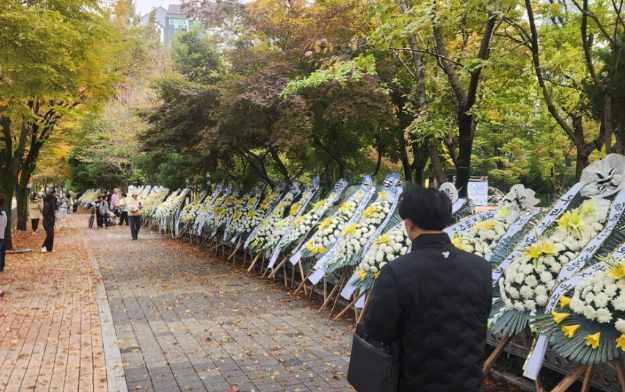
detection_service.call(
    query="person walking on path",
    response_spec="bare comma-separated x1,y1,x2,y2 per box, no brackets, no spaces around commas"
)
41,193,56,253
29,192,44,235
363,187,492,392
119,192,129,226
128,191,142,240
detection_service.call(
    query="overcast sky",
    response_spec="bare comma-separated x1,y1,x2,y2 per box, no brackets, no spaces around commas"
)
134,0,177,17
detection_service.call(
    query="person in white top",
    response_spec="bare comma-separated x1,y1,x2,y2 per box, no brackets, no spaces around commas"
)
127,191,142,240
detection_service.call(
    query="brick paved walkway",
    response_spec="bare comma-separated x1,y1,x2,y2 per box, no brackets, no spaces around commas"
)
88,218,354,392
0,217,108,392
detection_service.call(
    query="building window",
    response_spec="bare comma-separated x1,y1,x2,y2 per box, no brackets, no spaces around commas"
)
168,18,186,28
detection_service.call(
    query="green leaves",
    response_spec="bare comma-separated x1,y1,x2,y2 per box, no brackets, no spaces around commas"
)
282,55,378,97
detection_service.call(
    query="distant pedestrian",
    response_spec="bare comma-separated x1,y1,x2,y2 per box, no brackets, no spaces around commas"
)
29,192,43,235
94,196,104,228
0,194,7,272
41,193,56,253
59,196,69,221
119,193,129,226
128,191,142,240
99,195,110,228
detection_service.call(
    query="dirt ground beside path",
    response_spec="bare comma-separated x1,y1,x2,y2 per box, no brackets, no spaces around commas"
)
0,215,107,392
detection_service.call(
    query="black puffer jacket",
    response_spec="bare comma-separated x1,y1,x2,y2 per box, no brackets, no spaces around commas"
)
364,233,492,392
42,194,56,226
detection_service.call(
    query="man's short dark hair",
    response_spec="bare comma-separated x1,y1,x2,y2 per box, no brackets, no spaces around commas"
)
398,187,452,231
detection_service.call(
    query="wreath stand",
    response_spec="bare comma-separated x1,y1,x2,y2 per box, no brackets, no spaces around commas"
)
332,288,370,322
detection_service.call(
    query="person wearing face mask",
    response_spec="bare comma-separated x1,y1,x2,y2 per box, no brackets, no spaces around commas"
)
363,187,492,392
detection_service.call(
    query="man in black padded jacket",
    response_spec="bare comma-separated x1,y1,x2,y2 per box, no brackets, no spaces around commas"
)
364,187,492,392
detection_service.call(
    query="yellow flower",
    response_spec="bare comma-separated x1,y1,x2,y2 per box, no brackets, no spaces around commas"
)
607,256,625,280
234,200,242,206
339,202,352,213
232,211,242,220
319,217,332,230
562,324,580,338
374,271,380,279
247,198,257,207
290,203,300,216
451,233,467,251
376,234,390,244
378,191,387,199
362,206,377,217
357,269,367,280
616,335,625,351
559,296,571,308
557,210,585,236
343,224,357,236
585,332,600,349
356,190,364,195
312,200,325,209
496,206,509,219
294,216,306,226
579,200,596,215
522,240,556,261
552,311,570,324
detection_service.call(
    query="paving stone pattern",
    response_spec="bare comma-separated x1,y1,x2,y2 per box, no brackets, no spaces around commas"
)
88,221,354,392
0,221,107,392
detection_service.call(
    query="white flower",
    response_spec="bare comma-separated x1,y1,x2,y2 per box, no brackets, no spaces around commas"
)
616,319,625,333
524,300,536,311
593,292,609,308
583,305,597,320
597,308,612,323
519,285,533,298
536,295,549,306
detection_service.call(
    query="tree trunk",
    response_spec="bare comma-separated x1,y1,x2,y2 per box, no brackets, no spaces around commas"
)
455,113,474,197
576,150,590,181
16,173,31,231
428,140,447,187
615,120,625,154
412,142,429,186
604,93,615,153
398,136,413,183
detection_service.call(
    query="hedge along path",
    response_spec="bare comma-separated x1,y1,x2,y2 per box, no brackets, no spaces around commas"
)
0,215,113,392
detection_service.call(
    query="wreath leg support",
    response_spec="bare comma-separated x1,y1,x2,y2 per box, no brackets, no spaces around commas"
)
247,252,262,272
333,289,367,321
482,334,510,377
549,364,588,392
318,273,346,313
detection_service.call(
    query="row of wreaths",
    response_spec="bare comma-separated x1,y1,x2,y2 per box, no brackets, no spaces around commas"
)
79,154,625,388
